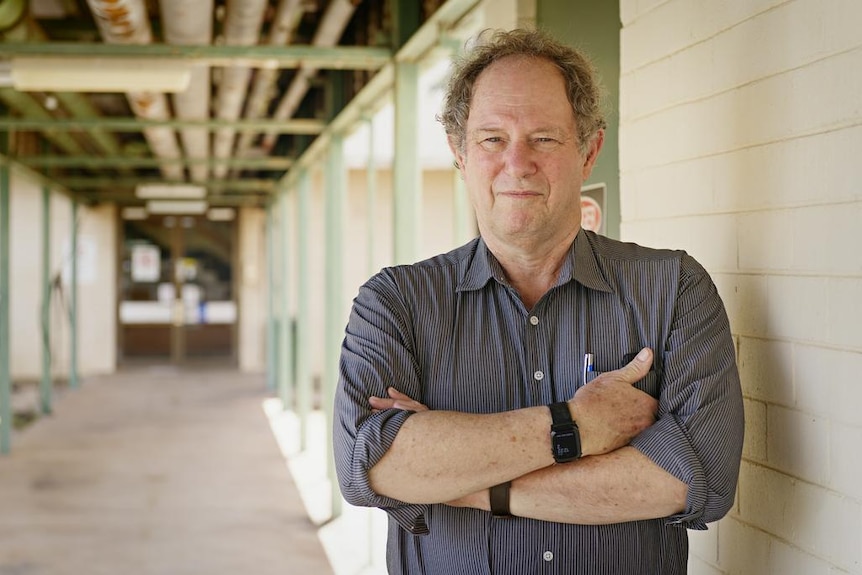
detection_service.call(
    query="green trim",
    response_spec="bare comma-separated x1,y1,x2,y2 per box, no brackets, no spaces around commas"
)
0,117,324,134
0,42,391,70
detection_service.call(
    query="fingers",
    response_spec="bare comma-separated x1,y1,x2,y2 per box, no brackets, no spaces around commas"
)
387,387,413,400
619,347,653,384
369,389,430,412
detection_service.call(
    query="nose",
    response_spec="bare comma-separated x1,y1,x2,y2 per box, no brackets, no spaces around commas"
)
503,139,538,179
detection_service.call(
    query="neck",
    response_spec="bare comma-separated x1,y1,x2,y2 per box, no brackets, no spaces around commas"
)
484,229,578,310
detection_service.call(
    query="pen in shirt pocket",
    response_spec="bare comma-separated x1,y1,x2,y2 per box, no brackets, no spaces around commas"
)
582,353,594,385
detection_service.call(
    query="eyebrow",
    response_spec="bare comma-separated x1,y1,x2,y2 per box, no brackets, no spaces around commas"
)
470,127,571,139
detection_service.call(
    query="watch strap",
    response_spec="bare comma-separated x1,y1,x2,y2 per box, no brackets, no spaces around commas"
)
489,481,512,518
548,401,572,426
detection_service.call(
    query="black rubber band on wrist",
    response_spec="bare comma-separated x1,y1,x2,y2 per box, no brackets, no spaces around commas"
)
490,481,512,518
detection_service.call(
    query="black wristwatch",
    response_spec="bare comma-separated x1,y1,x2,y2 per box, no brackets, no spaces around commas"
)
548,402,582,463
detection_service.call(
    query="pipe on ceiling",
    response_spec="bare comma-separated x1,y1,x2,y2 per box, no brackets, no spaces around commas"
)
230,0,304,172
210,0,269,180
259,0,358,154
85,0,184,180
159,0,213,183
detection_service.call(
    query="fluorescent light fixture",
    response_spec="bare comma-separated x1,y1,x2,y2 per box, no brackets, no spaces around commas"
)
136,184,206,200
9,57,192,93
121,206,149,220
207,207,235,221
146,200,208,215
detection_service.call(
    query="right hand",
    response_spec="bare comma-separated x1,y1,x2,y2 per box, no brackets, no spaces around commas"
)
569,347,658,457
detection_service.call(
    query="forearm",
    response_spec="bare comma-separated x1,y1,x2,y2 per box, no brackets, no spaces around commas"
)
369,406,555,504
507,446,687,524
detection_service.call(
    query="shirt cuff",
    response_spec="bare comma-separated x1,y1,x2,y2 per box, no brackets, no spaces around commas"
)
629,414,708,530
346,409,432,534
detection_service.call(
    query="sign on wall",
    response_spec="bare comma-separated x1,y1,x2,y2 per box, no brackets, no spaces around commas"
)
61,235,97,286
131,244,161,283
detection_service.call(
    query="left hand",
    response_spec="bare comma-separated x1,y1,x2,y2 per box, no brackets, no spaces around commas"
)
369,387,429,412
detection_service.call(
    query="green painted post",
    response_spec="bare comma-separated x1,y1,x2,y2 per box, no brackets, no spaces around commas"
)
393,61,421,264
295,170,311,451
69,200,79,389
279,189,293,411
266,204,276,391
325,134,346,519
40,184,52,413
0,157,11,454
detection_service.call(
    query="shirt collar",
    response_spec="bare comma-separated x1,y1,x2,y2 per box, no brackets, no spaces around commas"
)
456,230,614,294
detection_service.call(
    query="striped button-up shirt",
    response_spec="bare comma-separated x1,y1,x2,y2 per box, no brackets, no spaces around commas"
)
334,229,744,575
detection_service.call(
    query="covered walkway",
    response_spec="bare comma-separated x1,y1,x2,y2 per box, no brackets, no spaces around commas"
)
0,367,333,575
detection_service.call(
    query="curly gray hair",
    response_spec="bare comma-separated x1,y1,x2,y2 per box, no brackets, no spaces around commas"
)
439,28,606,156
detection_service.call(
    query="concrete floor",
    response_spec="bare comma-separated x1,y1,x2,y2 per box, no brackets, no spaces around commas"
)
0,366,334,575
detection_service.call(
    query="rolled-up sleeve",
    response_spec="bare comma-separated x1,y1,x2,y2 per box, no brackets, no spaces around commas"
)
629,255,744,530
333,271,430,534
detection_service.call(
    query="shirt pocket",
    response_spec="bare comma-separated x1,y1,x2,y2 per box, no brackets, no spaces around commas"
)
583,370,659,398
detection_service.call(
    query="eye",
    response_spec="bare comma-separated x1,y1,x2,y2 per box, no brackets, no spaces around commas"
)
478,136,506,151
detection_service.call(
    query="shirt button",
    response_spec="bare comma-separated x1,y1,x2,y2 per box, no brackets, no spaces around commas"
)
533,370,544,381
543,551,554,561
529,315,539,325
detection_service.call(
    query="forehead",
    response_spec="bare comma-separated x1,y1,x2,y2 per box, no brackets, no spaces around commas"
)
468,55,572,126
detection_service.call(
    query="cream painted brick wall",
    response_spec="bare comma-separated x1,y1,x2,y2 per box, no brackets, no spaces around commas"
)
621,1,862,573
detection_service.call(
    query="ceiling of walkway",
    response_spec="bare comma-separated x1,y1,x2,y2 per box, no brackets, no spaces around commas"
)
0,0,458,210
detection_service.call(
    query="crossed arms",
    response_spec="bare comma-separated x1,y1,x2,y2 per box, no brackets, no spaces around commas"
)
333,263,744,530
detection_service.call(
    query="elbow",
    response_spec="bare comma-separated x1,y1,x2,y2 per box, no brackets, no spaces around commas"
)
700,485,738,524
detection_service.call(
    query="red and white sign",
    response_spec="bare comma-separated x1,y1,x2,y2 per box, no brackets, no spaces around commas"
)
131,244,161,282
580,196,603,233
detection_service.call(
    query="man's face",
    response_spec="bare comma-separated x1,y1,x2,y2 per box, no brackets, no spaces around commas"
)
450,55,602,248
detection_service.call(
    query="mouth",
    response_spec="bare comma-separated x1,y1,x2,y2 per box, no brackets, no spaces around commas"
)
498,190,542,199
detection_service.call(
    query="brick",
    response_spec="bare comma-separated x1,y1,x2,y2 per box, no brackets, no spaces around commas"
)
766,405,830,484
742,398,767,461
793,481,862,570
716,519,770,574
737,338,795,405
765,275,830,342
769,539,832,575
737,461,795,539
622,48,862,172
794,345,862,425
689,555,725,575
621,0,787,73
829,423,862,502
622,159,717,221
792,204,862,276
711,273,769,339
738,210,796,272
624,0,862,120
689,521,719,564
826,278,862,349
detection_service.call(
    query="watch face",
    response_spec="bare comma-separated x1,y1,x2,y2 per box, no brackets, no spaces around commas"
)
551,428,580,462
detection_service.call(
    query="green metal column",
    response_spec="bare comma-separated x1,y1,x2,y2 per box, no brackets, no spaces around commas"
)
325,134,346,519
0,156,11,454
295,170,311,451
40,184,52,414
69,200,79,389
278,188,294,411
393,61,421,264
365,118,378,275
266,204,276,391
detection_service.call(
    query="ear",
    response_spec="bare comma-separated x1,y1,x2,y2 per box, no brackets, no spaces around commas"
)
581,129,605,180
447,135,466,172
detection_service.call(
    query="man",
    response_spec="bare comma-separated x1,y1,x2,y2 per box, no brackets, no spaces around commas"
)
334,28,744,574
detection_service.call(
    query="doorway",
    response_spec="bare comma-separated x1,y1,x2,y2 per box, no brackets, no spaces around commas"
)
118,213,237,364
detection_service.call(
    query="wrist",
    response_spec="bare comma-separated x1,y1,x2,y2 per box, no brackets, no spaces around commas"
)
490,481,513,518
